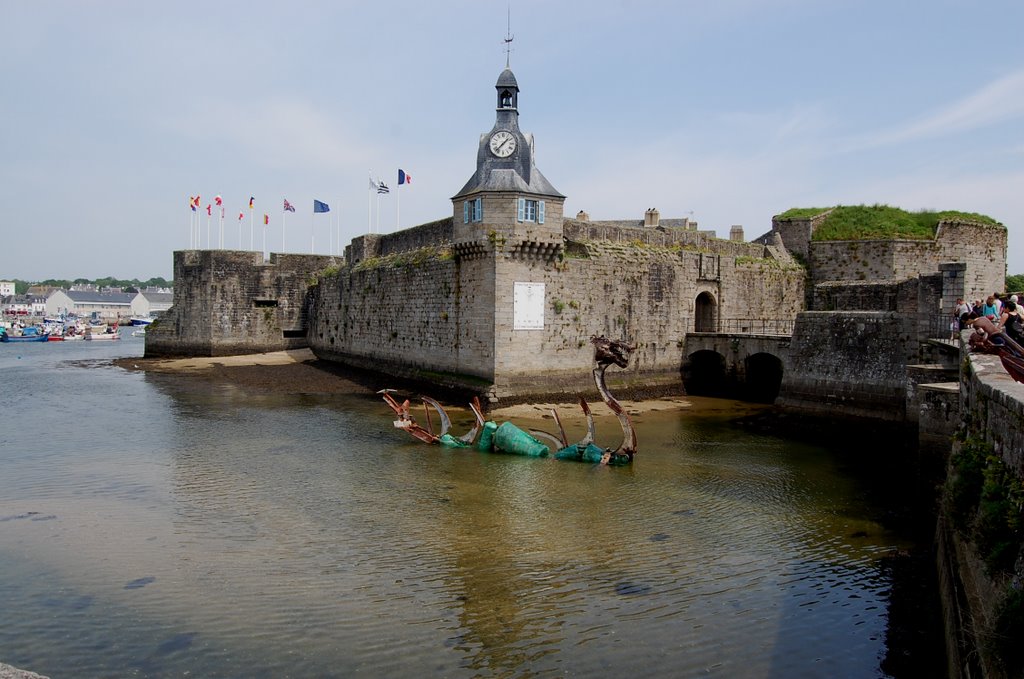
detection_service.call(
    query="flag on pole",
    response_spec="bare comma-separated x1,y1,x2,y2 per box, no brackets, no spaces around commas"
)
238,212,244,221
284,199,295,212
377,181,389,194
398,169,411,185
190,197,197,211
313,200,330,213
249,196,255,209
215,195,223,206
264,214,269,225
206,204,211,216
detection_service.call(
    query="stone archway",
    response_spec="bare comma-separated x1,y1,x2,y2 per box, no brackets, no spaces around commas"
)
695,292,718,332
743,352,784,403
682,349,727,397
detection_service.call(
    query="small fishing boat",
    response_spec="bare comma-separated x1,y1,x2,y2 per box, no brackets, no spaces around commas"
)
130,316,154,326
84,325,121,341
1,327,50,343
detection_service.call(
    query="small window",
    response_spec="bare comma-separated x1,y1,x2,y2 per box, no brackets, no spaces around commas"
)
517,198,545,223
253,299,278,308
465,198,482,223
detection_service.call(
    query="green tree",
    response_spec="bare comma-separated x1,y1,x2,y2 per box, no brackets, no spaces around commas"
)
1006,273,1024,293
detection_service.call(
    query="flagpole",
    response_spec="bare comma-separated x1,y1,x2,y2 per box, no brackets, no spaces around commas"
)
376,191,380,234
337,195,341,255
263,216,267,261
250,208,254,251
397,174,401,232
310,210,314,254
367,171,372,234
282,201,287,253
329,212,334,256
206,210,211,248
238,213,242,249
219,208,224,248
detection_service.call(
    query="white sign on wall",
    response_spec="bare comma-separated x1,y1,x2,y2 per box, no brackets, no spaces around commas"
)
513,282,545,330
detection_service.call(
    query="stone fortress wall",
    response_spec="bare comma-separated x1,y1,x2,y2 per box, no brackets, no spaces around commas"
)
764,214,1006,305
146,250,339,357
307,212,806,402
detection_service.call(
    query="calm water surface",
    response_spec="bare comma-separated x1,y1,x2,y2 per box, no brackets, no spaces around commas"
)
0,335,916,677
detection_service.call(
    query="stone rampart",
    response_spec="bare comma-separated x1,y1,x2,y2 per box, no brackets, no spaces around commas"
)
145,250,339,357
809,220,1006,303
563,219,775,259
308,250,489,383
346,218,454,264
776,311,919,420
307,234,806,402
934,346,1024,677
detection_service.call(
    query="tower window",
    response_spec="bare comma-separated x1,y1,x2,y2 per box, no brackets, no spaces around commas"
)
463,198,483,223
517,198,545,224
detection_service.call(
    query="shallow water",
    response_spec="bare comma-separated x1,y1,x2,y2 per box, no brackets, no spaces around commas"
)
0,335,917,677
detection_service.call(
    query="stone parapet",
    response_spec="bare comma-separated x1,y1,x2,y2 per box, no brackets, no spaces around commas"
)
145,250,339,358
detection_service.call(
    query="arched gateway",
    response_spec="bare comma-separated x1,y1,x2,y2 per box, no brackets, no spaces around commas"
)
694,292,718,332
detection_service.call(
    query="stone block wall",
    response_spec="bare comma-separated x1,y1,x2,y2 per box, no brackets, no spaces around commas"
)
454,194,565,246
808,221,1006,302
307,250,496,384
769,210,833,260
345,218,455,264
307,233,805,402
776,311,919,420
145,250,339,357
933,346,1024,677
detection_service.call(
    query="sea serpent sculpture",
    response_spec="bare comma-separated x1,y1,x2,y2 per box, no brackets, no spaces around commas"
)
379,335,638,465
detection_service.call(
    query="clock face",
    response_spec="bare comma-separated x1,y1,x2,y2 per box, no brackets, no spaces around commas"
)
489,131,517,157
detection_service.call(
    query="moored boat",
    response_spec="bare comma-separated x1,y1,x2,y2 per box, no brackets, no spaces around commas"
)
83,329,121,341
1,327,50,342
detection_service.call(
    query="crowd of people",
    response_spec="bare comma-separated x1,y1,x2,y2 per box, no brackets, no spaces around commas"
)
953,291,1024,348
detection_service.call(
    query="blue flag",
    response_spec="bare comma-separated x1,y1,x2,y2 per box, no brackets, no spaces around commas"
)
313,200,330,213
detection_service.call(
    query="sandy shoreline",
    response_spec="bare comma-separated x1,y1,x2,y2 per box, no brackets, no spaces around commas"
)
116,347,320,373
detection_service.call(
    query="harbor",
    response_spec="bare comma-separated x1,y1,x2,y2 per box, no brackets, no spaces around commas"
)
0,336,941,677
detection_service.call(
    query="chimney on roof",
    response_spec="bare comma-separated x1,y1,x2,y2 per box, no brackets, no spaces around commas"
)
644,208,660,228
729,225,744,241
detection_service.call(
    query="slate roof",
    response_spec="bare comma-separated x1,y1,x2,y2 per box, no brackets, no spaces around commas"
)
64,290,135,305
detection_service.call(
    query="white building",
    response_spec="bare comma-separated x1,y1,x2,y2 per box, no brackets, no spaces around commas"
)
0,281,15,297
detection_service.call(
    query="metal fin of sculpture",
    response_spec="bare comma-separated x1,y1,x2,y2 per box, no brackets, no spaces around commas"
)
380,335,639,464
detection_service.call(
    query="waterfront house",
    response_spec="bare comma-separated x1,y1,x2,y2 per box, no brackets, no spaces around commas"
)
45,289,135,322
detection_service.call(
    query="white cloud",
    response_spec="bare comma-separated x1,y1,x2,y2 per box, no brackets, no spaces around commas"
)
842,69,1024,151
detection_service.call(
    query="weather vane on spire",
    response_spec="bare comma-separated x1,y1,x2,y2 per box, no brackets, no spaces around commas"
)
503,4,514,67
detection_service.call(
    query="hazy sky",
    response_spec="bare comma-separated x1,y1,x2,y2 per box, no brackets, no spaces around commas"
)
2,0,1022,281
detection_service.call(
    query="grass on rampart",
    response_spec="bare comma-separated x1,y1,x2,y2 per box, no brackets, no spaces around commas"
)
778,204,1001,241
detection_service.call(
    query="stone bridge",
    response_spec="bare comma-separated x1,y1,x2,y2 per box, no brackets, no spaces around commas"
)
682,332,792,403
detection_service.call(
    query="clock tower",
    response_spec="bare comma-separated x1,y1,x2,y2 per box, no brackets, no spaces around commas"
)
452,66,565,254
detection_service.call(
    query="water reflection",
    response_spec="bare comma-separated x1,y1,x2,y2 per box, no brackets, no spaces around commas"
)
0,340,918,677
